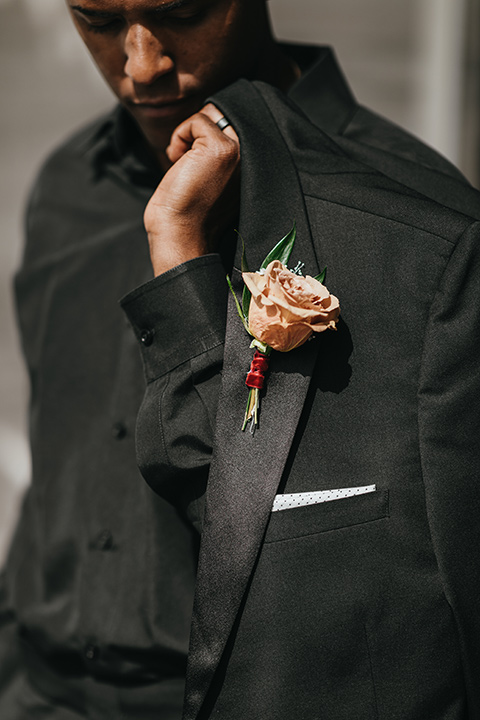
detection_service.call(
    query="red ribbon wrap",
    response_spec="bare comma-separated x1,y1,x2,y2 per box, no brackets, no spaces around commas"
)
245,350,270,390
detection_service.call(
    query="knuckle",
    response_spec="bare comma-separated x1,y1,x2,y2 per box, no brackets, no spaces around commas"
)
214,138,239,165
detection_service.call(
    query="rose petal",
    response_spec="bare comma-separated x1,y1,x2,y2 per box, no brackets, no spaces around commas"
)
242,271,267,297
245,260,340,352
248,310,314,352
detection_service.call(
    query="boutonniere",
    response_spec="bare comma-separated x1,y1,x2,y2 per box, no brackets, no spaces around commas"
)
227,224,340,433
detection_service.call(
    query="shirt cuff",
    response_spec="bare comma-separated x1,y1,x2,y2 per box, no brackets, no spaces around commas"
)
120,254,228,382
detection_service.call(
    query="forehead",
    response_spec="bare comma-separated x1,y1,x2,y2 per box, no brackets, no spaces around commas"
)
68,0,220,11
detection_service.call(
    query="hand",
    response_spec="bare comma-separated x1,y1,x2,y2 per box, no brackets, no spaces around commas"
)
144,104,240,276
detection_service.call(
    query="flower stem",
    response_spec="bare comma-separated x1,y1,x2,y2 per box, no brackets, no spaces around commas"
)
226,274,251,334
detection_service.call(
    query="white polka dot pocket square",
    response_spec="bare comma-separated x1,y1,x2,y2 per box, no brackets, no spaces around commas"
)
271,484,377,512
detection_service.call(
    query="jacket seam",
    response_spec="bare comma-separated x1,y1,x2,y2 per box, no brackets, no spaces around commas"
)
264,513,389,545
302,192,465,243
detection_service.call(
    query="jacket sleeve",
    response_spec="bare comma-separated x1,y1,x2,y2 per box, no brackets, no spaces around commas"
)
121,254,228,533
418,220,480,717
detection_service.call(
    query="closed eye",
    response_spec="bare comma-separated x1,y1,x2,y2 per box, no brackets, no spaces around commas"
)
71,4,207,33
158,8,207,26
83,19,122,34
70,6,123,34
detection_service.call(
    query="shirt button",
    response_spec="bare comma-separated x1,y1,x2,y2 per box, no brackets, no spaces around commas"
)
84,644,99,662
95,529,114,551
111,422,127,440
140,328,154,346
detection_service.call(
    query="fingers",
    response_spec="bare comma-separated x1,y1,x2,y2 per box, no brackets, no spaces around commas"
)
166,103,239,163
145,106,240,276
200,103,239,143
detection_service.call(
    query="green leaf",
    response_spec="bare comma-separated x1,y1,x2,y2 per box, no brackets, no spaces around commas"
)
226,274,251,335
260,222,296,269
238,233,249,274
314,266,327,284
242,285,252,320
238,234,253,318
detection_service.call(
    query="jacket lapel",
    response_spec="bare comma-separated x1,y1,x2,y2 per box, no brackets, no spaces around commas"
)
183,81,328,720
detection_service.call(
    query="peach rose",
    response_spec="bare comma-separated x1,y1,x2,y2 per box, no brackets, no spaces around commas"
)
242,260,340,352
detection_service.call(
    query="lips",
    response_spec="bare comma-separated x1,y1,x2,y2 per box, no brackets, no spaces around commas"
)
128,96,194,120
132,97,185,108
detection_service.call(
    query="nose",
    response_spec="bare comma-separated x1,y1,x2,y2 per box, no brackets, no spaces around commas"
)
124,24,174,85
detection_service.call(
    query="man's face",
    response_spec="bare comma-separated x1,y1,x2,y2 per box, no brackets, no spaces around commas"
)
67,0,269,154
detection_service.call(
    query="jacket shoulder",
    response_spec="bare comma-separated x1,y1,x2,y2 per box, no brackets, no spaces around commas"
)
338,105,480,219
345,106,466,182
254,79,480,222
247,80,480,242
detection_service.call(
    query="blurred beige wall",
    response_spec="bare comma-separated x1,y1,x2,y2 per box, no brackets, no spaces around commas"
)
0,0,478,563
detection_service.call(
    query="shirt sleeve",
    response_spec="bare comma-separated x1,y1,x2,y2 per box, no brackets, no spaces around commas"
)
0,570,23,709
120,254,228,533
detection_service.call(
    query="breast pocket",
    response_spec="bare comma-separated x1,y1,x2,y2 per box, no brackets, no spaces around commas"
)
264,486,390,543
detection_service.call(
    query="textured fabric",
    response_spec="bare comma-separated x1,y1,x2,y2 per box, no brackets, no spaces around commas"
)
170,80,479,720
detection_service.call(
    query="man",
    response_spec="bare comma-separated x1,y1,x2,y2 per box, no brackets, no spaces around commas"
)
2,1,480,719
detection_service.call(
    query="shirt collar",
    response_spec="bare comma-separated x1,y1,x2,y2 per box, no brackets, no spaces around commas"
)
286,45,357,134
85,105,162,193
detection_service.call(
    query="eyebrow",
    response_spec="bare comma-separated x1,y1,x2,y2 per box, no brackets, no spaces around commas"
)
69,0,193,18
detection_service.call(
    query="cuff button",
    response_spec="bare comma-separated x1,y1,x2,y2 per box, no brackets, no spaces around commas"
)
84,645,99,662
140,329,154,346
111,422,127,440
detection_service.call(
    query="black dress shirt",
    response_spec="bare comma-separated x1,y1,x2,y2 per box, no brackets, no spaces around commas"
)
3,105,201,720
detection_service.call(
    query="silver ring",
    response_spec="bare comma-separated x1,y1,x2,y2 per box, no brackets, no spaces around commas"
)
216,116,231,131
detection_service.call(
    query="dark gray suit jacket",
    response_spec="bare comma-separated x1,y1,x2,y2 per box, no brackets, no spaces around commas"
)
123,53,480,720
184,80,480,718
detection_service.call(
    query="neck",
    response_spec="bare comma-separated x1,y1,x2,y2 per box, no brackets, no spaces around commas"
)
251,38,302,93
